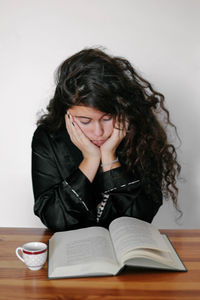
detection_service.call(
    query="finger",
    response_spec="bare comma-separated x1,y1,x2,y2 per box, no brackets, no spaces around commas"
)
65,113,79,145
116,117,129,138
67,114,91,145
65,113,70,129
65,113,73,133
113,122,127,141
115,116,125,132
65,112,76,130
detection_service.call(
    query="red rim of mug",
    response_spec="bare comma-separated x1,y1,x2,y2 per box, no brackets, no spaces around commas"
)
23,249,47,255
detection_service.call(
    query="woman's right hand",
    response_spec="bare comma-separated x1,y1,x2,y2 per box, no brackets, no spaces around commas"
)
65,113,101,160
65,112,101,182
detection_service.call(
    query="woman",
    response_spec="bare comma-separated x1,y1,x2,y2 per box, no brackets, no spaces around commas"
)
32,47,181,231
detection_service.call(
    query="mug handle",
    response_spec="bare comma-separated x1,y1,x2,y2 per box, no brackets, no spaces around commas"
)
16,247,24,263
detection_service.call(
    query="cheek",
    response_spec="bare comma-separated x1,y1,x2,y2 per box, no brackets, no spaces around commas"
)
105,121,114,136
76,123,91,138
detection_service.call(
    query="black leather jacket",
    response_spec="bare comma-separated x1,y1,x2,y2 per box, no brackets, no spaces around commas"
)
32,125,162,231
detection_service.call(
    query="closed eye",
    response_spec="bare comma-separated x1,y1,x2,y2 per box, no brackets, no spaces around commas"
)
80,120,91,125
75,117,91,125
102,116,112,121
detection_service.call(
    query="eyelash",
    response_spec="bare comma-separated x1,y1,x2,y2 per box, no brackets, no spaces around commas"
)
103,116,112,121
80,120,91,125
79,117,112,125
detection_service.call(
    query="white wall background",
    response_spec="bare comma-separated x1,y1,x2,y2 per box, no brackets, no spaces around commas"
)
0,0,199,229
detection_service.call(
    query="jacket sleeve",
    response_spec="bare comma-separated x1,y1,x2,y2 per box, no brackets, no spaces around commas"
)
32,127,96,231
96,167,163,227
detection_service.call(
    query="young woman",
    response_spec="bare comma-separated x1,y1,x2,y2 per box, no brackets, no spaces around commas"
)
32,48,181,231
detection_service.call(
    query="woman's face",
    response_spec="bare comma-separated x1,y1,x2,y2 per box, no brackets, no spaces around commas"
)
68,106,115,146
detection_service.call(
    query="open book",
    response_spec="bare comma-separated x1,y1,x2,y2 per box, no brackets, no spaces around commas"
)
48,216,186,279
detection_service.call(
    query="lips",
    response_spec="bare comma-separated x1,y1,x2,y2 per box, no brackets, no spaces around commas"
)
91,140,106,146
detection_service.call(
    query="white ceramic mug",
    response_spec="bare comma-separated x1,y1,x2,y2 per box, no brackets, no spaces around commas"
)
16,242,47,271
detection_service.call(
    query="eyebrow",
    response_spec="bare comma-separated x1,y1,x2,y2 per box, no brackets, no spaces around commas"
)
75,113,109,119
75,116,91,119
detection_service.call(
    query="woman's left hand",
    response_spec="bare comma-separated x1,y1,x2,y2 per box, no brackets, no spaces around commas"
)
100,120,128,160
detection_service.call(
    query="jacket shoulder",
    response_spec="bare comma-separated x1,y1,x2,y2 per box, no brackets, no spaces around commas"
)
32,125,50,145
32,125,67,142
31,125,59,157
32,125,71,154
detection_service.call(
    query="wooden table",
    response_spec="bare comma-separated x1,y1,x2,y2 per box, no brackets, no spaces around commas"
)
0,228,200,300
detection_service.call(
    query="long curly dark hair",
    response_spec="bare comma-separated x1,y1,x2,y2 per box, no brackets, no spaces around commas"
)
38,47,181,211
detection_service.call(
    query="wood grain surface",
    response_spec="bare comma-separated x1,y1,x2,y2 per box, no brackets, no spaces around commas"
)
0,227,200,300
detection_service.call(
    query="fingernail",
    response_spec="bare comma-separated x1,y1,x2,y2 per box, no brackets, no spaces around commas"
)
67,113,70,119
72,122,75,126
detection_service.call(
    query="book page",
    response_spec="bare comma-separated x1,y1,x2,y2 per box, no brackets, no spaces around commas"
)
124,235,186,271
49,226,119,272
109,217,170,263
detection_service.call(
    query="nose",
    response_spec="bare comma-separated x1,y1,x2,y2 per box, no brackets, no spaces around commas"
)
93,122,104,137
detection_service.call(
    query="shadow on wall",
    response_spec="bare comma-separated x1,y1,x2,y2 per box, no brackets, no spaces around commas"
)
154,84,200,229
